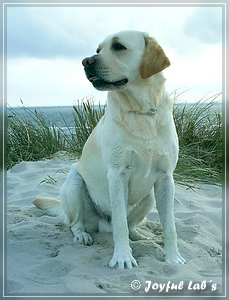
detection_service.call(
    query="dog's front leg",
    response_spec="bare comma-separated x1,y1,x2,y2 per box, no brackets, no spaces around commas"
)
154,173,186,264
107,169,138,269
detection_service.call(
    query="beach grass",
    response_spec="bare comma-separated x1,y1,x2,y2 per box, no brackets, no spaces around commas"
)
7,95,222,185
71,101,106,153
7,106,67,169
173,93,222,185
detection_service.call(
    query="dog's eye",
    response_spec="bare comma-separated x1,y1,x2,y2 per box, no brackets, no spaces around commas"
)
112,43,127,51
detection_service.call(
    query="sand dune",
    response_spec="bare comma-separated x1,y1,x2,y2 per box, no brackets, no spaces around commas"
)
6,153,223,296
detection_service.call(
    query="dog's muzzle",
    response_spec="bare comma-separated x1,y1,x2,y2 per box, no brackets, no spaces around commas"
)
82,55,128,90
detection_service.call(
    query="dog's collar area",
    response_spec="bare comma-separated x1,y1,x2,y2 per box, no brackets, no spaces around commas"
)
128,96,167,116
129,108,157,116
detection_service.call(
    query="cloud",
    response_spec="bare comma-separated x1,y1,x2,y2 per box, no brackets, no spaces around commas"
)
6,6,223,107
6,6,197,59
166,43,222,101
7,57,107,106
7,7,88,58
183,7,222,44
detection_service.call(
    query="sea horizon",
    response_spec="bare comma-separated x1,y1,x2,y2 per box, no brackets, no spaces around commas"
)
7,101,222,129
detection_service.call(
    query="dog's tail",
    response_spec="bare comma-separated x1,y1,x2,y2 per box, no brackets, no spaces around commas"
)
33,197,60,210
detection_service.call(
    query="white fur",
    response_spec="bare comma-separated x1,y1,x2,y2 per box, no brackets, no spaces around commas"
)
33,30,185,269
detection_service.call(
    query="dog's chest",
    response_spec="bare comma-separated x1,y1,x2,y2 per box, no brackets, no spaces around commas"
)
128,136,171,175
124,115,176,167
126,143,169,203
120,119,178,200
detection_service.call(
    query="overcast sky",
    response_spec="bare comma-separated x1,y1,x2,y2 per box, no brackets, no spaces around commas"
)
6,5,223,107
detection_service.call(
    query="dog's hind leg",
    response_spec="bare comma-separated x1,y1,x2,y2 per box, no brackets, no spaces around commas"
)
128,192,154,241
60,164,99,245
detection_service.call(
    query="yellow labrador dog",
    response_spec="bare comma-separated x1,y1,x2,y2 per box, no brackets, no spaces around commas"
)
33,30,185,269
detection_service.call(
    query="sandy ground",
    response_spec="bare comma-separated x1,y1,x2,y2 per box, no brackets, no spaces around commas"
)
6,153,223,296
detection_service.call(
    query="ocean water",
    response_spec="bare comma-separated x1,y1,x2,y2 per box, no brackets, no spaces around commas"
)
7,102,222,128
7,106,78,128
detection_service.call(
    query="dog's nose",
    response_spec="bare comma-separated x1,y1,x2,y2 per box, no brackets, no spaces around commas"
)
82,56,96,67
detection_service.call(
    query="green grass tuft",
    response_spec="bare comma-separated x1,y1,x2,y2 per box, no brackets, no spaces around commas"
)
173,93,222,185
7,95,222,185
72,100,106,153
7,106,67,169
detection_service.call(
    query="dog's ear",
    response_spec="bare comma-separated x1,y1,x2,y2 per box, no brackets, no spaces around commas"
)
140,36,170,79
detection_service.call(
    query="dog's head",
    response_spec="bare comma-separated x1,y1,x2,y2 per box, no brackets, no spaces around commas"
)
82,30,170,91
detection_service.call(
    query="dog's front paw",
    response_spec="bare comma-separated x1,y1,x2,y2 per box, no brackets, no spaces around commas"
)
73,230,93,246
109,249,138,269
165,251,186,264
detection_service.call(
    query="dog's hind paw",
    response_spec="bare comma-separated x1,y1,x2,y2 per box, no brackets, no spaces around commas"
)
73,230,93,246
129,228,153,241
